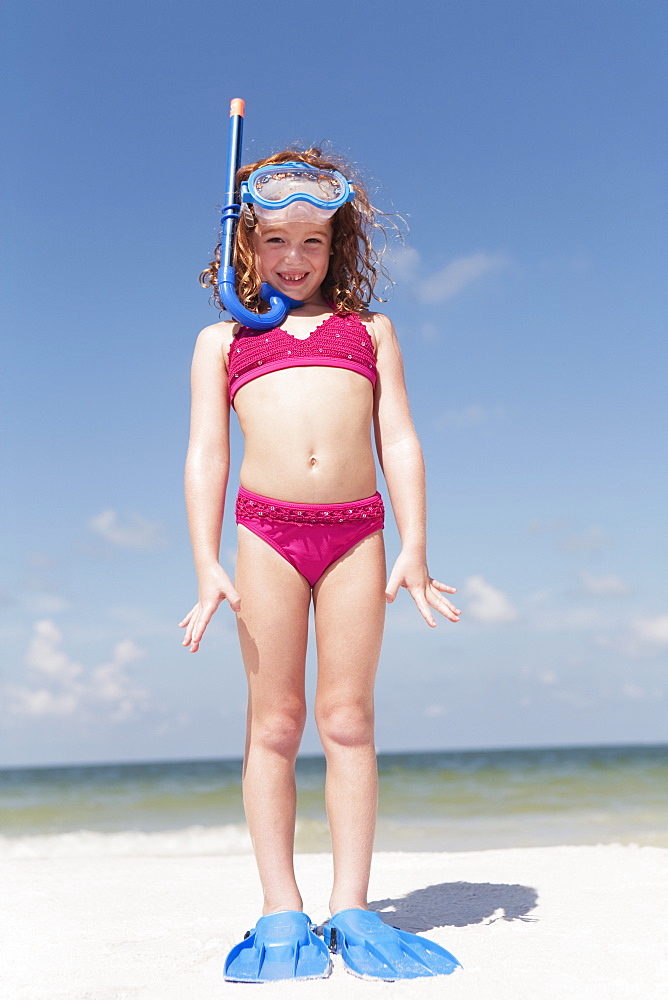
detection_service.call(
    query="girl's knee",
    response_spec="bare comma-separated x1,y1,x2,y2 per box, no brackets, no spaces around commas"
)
316,700,375,749
249,701,306,758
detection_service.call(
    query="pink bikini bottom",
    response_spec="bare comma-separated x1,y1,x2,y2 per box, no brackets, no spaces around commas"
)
235,485,385,586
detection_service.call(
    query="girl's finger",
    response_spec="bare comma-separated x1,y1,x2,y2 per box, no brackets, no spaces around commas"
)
182,609,199,647
411,589,436,627
178,606,196,628
384,570,401,603
436,603,460,622
192,603,216,643
429,588,461,617
431,592,460,616
430,579,457,594
426,588,461,622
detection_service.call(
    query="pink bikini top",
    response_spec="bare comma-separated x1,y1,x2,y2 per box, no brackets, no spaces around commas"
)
227,312,377,404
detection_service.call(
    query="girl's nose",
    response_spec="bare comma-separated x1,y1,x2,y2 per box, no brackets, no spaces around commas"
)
283,244,303,261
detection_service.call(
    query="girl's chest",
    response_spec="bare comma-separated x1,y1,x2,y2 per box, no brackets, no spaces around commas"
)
227,316,376,389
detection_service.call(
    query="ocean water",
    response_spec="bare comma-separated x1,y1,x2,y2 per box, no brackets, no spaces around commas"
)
1,744,666,857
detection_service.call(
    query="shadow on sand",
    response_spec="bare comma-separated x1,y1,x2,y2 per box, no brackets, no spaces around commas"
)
369,881,539,931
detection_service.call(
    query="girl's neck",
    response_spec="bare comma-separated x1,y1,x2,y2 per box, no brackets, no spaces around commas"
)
290,292,332,318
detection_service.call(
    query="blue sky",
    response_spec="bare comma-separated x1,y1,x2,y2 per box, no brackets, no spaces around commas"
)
2,0,666,766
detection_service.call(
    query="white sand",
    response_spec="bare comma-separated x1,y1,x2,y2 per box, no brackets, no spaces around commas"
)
1,845,666,1000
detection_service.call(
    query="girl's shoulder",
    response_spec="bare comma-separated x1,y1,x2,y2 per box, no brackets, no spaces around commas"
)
194,319,239,368
357,310,397,352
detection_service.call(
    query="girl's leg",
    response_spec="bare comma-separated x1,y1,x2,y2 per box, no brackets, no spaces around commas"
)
235,524,313,915
312,530,386,915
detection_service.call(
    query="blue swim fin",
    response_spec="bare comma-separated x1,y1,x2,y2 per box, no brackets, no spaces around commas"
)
224,910,332,983
323,908,461,980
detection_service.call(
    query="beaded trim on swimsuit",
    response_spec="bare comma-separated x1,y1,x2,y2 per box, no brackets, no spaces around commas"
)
236,490,384,525
227,312,377,402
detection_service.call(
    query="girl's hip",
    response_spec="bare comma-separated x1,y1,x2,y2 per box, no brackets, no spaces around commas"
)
235,484,384,527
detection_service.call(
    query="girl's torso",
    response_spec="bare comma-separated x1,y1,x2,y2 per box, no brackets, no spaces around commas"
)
220,309,379,504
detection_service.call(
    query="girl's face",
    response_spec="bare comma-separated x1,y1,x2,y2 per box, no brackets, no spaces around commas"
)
252,220,333,305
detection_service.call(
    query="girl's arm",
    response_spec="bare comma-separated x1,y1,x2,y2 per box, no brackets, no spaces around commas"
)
371,313,460,627
179,323,241,652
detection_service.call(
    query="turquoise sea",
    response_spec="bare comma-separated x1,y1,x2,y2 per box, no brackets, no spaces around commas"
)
1,744,666,856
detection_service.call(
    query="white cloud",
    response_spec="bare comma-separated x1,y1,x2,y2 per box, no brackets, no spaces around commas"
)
91,640,147,721
386,245,509,306
418,252,508,304
581,571,629,596
632,614,668,646
464,575,518,624
25,620,82,681
9,688,81,718
7,620,148,721
424,703,446,718
593,613,668,659
88,510,164,550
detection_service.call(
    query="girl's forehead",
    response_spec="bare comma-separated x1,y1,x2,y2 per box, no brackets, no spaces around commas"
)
254,220,333,239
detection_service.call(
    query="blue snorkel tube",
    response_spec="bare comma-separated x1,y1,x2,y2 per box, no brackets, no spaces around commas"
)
218,99,303,330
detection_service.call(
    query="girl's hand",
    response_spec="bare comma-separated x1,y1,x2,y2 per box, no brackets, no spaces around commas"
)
385,553,461,628
179,564,241,652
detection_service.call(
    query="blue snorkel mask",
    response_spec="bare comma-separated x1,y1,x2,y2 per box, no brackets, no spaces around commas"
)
242,163,354,224
218,100,355,330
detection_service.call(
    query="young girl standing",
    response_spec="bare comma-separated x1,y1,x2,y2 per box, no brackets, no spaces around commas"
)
180,149,461,982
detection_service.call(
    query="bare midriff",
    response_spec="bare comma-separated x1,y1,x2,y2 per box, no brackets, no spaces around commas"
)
233,365,377,504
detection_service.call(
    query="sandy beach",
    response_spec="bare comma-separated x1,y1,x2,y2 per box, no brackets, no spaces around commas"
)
2,844,666,999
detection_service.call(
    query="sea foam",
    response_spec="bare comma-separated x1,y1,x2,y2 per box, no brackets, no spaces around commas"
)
0,824,254,859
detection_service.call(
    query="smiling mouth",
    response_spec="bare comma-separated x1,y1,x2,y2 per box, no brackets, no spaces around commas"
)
277,272,308,283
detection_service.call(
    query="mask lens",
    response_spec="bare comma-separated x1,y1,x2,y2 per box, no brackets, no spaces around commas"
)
255,167,344,205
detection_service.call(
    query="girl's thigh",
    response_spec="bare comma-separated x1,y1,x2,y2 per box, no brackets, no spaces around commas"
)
312,530,386,704
235,524,312,708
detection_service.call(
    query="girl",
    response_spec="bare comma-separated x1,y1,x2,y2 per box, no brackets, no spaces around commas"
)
180,149,461,981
